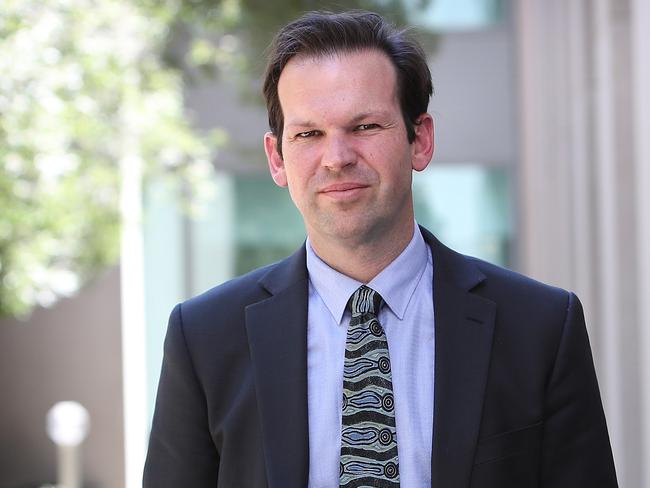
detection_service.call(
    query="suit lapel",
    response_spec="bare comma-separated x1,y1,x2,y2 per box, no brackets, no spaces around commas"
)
422,229,497,487
245,246,310,488
244,231,497,487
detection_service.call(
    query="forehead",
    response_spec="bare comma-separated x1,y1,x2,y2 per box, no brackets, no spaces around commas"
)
277,49,400,122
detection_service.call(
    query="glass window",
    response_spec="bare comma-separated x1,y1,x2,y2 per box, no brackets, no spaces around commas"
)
414,165,513,267
143,0,517,422
407,0,505,31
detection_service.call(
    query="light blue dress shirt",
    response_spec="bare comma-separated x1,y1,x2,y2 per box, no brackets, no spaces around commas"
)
306,225,435,487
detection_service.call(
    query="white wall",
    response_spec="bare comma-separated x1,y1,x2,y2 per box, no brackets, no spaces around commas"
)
0,267,124,487
516,0,650,485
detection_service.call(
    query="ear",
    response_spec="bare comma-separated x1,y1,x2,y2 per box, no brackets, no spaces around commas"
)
264,132,288,187
411,113,434,172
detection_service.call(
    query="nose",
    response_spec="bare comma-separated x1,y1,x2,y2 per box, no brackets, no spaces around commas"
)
321,133,356,171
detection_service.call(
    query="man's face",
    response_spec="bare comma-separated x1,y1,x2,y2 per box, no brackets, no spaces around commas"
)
264,49,433,250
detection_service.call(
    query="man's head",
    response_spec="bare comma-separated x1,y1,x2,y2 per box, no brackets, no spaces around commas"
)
263,10,432,158
262,11,434,269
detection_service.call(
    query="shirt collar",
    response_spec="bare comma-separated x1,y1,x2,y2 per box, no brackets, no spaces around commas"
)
306,224,429,325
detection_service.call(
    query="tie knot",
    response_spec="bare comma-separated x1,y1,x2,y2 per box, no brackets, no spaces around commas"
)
348,286,384,316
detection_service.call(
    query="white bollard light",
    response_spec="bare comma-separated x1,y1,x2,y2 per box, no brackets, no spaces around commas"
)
46,401,90,488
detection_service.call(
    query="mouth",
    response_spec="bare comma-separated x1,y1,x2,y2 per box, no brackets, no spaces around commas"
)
319,182,369,200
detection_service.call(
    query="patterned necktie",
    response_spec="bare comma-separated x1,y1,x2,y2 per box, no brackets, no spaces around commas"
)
340,286,399,487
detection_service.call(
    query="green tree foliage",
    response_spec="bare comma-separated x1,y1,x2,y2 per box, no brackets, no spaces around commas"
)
140,0,433,98
0,0,218,318
0,0,431,319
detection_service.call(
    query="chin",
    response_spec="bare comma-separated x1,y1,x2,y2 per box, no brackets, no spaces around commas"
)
319,217,383,244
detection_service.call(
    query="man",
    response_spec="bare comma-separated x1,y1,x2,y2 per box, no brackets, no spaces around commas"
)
144,10,617,487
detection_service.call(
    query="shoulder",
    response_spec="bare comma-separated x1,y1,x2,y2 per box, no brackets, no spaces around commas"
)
468,255,571,310
174,260,280,339
461,255,581,365
180,262,275,323
170,244,308,334
422,225,577,340
161,260,287,375
421,225,572,313
438,250,589,390
161,245,307,380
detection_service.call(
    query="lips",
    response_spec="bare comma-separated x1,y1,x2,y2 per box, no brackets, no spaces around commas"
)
318,182,370,203
319,182,368,193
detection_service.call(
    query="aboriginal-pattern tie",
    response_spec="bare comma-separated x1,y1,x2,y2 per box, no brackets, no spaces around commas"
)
340,286,399,487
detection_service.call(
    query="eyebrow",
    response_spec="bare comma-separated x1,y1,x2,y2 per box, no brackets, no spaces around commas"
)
349,111,393,124
284,119,316,130
285,111,394,130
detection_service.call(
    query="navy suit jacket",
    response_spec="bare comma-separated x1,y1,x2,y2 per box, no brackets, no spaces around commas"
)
144,228,617,487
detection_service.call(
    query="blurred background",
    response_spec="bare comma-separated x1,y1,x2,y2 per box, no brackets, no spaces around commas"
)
1,0,648,486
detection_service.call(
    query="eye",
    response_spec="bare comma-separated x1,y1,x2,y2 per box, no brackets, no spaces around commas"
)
356,123,380,131
295,130,320,138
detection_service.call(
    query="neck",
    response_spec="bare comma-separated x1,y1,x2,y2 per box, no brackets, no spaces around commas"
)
308,221,415,283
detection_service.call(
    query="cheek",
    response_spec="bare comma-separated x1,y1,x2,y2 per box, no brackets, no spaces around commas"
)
380,158,414,191
283,149,320,183
283,175,306,213
283,165,312,204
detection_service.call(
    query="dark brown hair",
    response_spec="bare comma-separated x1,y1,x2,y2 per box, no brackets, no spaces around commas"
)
262,10,432,157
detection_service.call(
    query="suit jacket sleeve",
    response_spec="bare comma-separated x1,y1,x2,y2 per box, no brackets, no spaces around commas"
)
143,303,219,486
540,292,617,486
